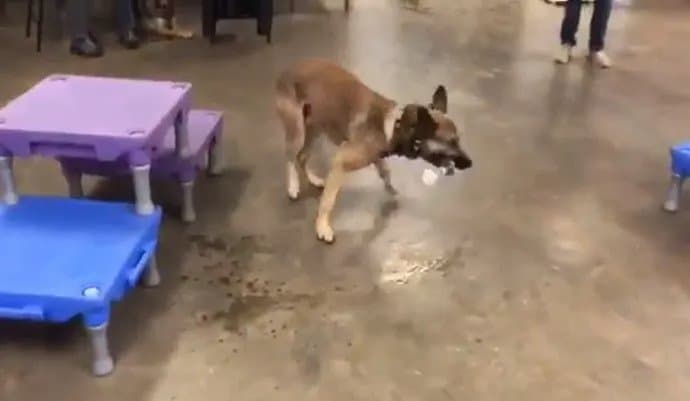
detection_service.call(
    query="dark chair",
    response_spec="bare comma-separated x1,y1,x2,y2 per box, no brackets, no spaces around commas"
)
202,0,274,44
26,0,45,52
0,0,7,21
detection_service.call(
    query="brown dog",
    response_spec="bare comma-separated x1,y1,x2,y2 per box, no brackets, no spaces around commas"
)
275,59,472,243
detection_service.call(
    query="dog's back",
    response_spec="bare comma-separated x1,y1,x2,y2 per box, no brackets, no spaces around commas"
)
276,59,395,142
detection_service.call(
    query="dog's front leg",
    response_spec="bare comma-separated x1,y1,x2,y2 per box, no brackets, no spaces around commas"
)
316,142,372,243
375,159,396,195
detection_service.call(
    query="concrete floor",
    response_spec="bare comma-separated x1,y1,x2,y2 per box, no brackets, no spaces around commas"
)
2,0,690,399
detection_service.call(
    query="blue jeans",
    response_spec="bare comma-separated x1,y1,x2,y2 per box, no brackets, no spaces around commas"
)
560,0,612,52
66,0,135,39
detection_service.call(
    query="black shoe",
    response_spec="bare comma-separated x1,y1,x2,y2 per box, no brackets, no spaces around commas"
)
69,36,104,58
119,30,140,49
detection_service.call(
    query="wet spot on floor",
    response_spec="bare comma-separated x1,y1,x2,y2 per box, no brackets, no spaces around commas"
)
221,292,325,334
188,234,229,253
380,242,463,285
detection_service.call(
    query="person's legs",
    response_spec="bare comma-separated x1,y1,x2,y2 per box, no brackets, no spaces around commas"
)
116,0,140,48
66,0,103,57
65,0,90,39
560,0,583,47
116,0,136,33
589,0,613,67
589,0,612,51
556,0,582,63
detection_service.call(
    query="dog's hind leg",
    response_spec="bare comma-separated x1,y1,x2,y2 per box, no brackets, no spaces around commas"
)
276,96,306,200
294,104,323,189
302,136,324,188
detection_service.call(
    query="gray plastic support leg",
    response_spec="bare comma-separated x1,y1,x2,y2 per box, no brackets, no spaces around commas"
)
664,174,684,213
207,136,224,176
181,180,196,223
61,166,84,198
87,323,114,377
174,112,191,159
141,253,161,287
132,164,154,215
0,156,18,205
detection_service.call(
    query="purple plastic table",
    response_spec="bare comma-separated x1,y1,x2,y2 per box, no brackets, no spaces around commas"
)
60,109,224,223
0,74,192,215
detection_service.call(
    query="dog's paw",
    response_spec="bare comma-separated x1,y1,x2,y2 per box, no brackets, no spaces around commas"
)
316,220,335,244
384,184,398,196
287,163,301,200
287,189,300,201
287,180,300,200
306,170,325,189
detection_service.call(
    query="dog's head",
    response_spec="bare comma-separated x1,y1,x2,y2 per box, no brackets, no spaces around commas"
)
394,86,472,174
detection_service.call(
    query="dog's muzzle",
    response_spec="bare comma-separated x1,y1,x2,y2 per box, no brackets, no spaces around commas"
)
414,139,473,173
440,155,471,176
454,154,473,171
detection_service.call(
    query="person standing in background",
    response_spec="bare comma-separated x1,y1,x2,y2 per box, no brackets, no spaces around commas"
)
67,0,140,58
555,0,613,68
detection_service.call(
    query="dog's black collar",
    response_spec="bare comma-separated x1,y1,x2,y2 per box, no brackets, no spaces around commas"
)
380,118,402,158
383,118,422,159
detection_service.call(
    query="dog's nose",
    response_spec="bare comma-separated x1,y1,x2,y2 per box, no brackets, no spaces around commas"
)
455,156,472,170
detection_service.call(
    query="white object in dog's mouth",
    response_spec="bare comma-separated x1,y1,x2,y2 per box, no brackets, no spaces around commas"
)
422,168,440,186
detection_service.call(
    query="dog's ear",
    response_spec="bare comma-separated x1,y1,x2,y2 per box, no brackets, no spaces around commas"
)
430,85,448,113
416,106,439,138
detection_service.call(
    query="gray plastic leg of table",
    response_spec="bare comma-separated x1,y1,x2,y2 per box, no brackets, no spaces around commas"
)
132,164,155,215
0,156,18,205
181,180,196,223
61,165,84,198
664,174,684,213
175,112,192,159
142,253,161,287
207,137,224,176
87,323,114,377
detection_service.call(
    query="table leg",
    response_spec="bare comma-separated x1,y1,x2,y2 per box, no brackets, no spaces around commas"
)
174,111,191,159
82,303,113,377
60,163,84,198
86,322,114,377
207,134,224,176
0,156,18,205
141,252,161,287
201,0,216,40
181,180,196,223
131,164,155,215
663,174,684,213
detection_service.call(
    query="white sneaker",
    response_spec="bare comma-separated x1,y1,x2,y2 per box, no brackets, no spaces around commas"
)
554,45,573,64
590,51,612,68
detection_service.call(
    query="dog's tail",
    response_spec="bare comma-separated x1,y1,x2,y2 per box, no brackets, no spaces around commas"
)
275,71,310,122
275,71,297,100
